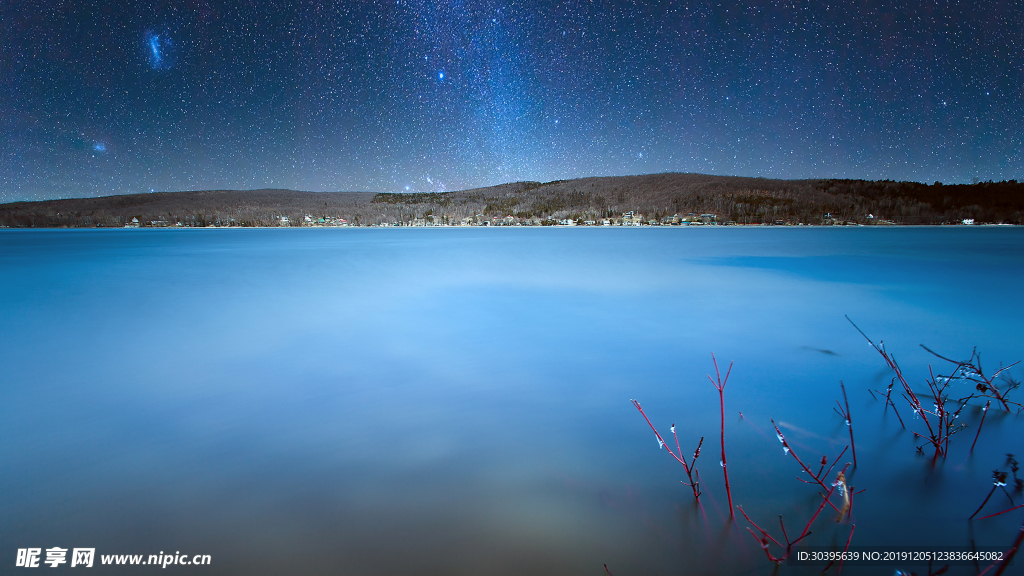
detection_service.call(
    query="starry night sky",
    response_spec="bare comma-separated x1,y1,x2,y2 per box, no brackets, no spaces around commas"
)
1,0,1022,202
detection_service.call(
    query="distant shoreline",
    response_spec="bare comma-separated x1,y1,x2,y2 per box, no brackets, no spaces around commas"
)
3,173,1022,228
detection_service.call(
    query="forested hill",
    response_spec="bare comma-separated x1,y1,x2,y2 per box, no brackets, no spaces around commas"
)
2,174,1022,227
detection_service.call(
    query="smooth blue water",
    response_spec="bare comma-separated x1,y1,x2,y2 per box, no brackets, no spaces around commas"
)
1,227,1022,575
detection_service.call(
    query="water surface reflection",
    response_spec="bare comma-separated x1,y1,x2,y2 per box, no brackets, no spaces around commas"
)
1,227,1021,574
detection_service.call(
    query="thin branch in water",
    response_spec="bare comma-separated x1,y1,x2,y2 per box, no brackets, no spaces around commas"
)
838,524,855,576
977,504,1024,520
672,422,681,460
837,381,857,467
848,316,942,456
708,353,734,516
978,523,1024,576
630,399,703,501
743,527,784,564
770,419,847,512
738,465,850,565
921,343,1021,412
887,382,907,429
630,400,686,467
846,484,855,521
737,506,783,549
797,464,851,542
971,400,992,455
971,485,999,520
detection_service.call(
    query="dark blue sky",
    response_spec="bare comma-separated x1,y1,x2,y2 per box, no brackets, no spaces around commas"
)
2,0,1021,201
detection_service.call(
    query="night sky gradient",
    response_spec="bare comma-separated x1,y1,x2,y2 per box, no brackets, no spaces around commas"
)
2,0,1022,202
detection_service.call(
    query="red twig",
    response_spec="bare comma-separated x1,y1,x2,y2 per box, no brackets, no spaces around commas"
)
684,437,704,497
977,504,1024,520
744,527,785,563
978,524,1024,576
848,316,943,457
992,524,1024,576
778,514,790,545
672,421,682,460
771,419,846,512
922,345,1020,412
797,463,850,542
971,400,991,454
708,353,734,516
737,506,783,549
838,381,857,467
971,485,998,520
738,464,851,563
631,400,685,466
630,399,703,500
822,445,849,482
846,484,855,520
838,524,855,575
880,380,907,429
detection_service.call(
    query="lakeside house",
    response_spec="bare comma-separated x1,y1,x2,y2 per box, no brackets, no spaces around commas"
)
621,211,643,226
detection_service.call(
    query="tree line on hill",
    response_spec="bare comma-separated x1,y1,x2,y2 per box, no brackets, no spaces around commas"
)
1,174,1022,227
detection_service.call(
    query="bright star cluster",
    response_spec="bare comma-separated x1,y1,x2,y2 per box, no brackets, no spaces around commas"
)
0,0,1021,201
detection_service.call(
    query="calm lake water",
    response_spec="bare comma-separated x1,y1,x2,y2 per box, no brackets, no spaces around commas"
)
1,227,1022,575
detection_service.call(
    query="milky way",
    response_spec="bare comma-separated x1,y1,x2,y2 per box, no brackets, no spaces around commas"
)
144,31,173,70
1,0,1021,201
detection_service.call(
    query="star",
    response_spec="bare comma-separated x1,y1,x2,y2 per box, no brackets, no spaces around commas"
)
0,0,1018,202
